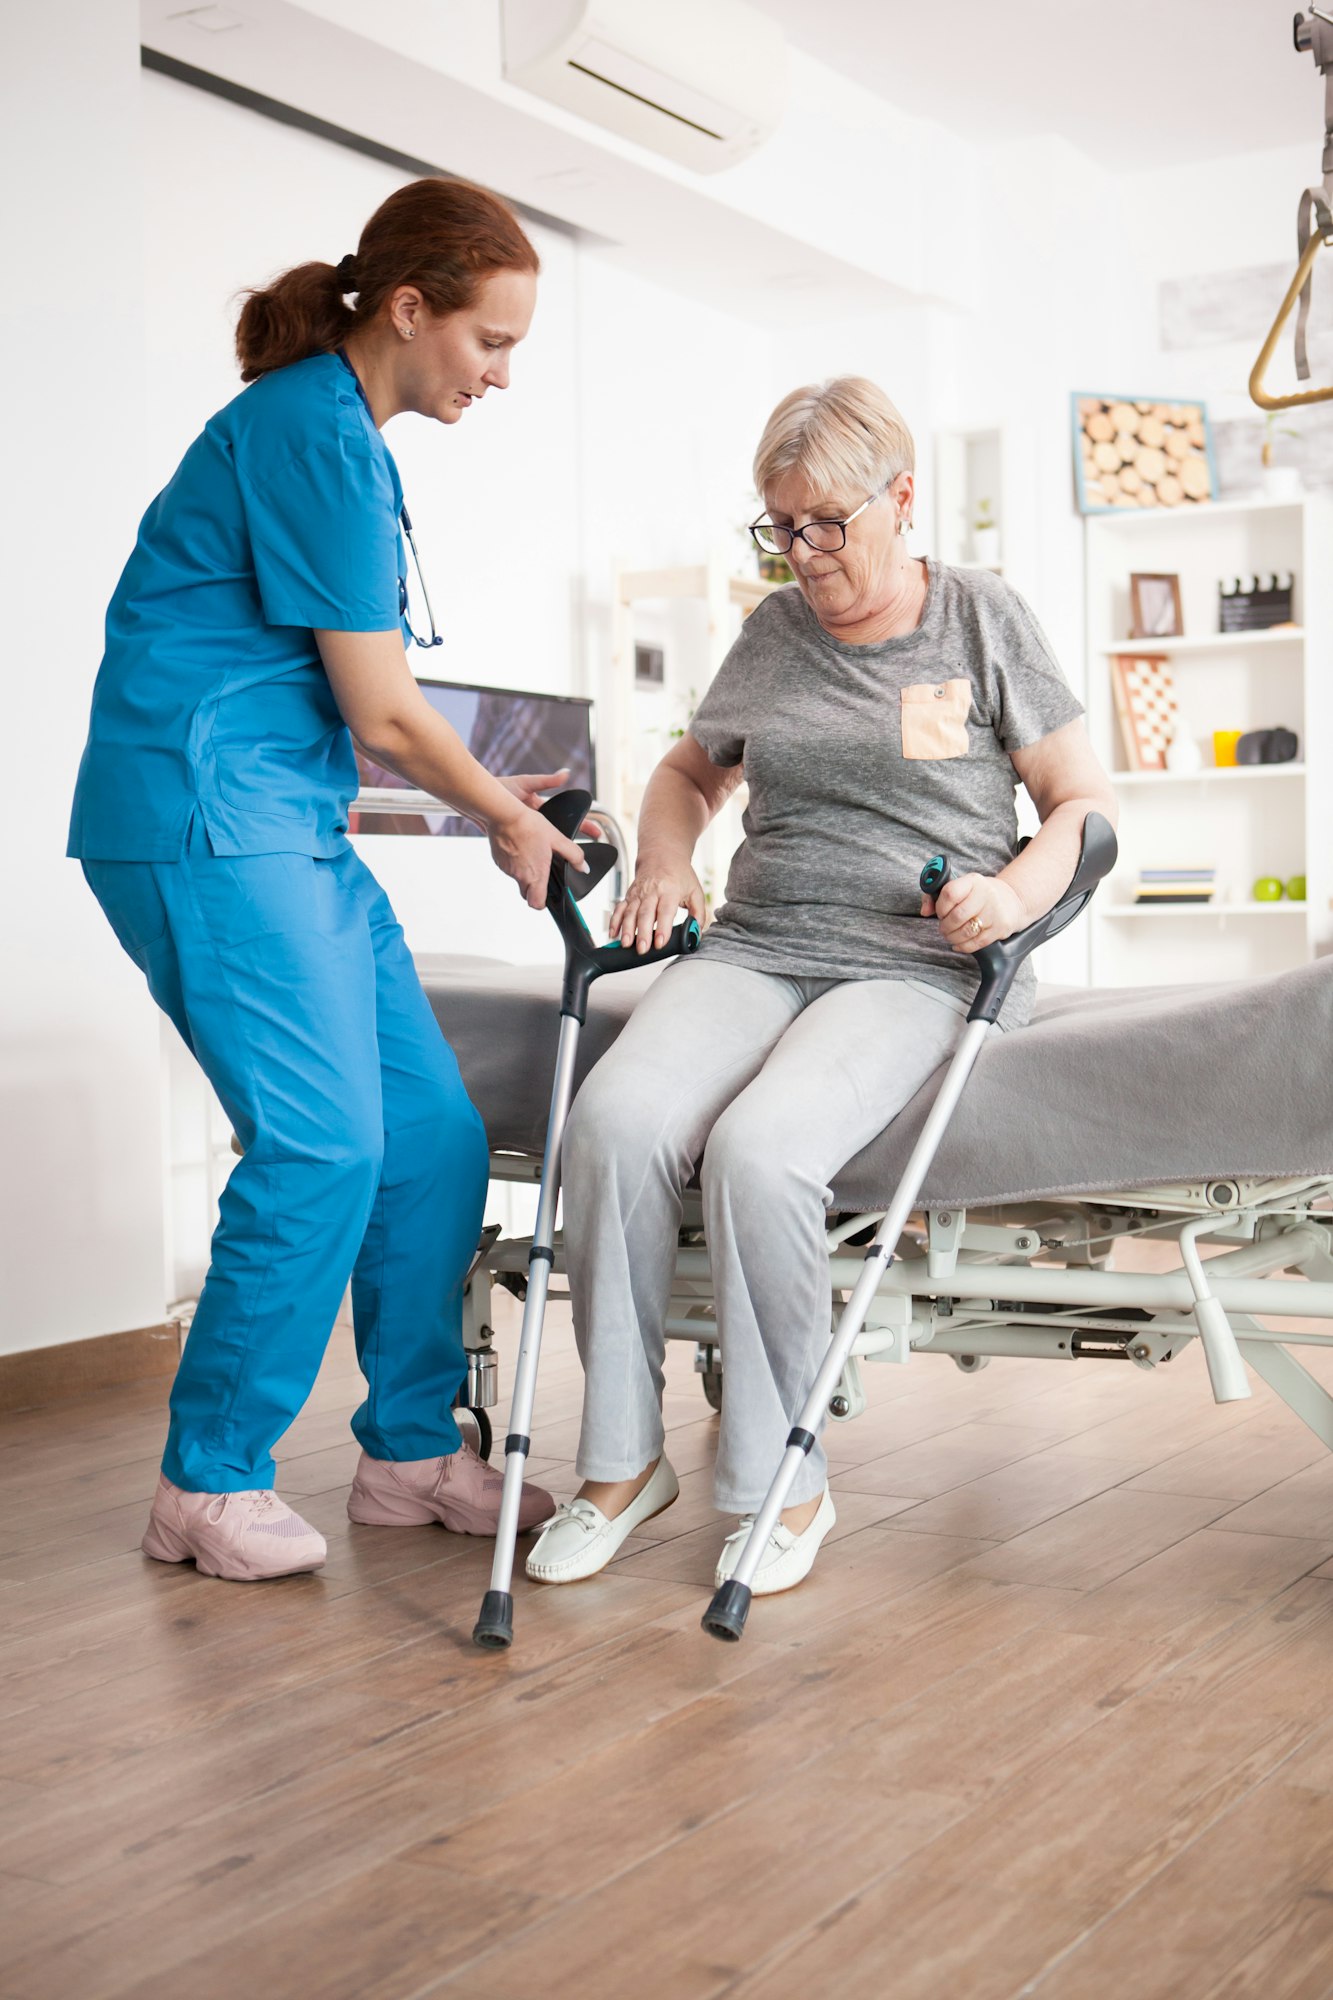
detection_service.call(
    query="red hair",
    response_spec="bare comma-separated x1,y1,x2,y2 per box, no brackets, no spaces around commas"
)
235,176,539,382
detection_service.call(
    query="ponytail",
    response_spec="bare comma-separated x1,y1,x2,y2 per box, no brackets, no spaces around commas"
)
235,177,540,383
235,262,355,383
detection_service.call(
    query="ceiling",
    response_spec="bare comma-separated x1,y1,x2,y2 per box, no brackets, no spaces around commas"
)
749,0,1323,172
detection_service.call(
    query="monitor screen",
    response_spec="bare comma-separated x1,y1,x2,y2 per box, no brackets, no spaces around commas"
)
350,678,596,836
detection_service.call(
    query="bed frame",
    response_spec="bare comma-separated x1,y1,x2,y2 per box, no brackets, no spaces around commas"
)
461,1164,1333,1452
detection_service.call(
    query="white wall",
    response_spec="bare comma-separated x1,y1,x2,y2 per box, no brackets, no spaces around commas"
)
0,0,168,1357
576,252,779,813
1114,142,1333,466
11,3,1323,1352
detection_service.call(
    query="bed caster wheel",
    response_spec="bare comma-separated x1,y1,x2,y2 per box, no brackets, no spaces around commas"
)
953,1353,989,1373
455,1407,493,1460
694,1340,723,1411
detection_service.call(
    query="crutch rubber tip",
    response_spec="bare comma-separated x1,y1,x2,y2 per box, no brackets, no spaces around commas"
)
472,1590,515,1650
701,1579,751,1643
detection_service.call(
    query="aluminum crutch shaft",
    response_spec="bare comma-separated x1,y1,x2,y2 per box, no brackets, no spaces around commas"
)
702,1016,994,1642
700,816,1118,1644
473,1012,582,1649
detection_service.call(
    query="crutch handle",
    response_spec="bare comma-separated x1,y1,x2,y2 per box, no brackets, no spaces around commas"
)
540,790,701,1022
915,817,1117,1023
965,811,1116,1023
919,854,951,899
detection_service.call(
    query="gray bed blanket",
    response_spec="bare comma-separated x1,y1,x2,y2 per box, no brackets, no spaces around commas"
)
417,953,1333,1207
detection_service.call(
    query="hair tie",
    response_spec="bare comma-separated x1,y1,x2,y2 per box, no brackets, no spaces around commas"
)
335,253,359,291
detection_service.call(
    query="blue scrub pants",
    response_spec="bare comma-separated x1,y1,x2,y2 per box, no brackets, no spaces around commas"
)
83,823,489,1493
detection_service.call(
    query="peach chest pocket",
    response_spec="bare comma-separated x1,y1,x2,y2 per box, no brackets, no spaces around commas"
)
900,679,972,760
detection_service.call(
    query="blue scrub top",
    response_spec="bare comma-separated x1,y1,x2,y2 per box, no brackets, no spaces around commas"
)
68,351,406,861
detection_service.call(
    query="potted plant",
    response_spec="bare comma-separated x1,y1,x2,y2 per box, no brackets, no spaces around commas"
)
971,497,1001,567
1261,414,1303,500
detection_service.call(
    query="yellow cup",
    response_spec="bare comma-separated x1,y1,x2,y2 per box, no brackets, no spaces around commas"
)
1212,729,1242,768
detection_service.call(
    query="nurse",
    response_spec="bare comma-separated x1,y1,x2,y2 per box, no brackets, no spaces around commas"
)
69,176,568,1582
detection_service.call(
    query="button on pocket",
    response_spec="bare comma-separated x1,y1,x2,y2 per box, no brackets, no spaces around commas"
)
900,679,971,759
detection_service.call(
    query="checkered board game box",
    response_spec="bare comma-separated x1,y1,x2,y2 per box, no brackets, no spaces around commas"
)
1110,653,1177,771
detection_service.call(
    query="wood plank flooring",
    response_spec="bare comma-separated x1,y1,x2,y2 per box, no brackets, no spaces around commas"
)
5,1272,1333,1998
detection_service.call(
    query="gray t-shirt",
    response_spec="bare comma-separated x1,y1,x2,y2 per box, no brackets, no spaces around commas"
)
688,560,1083,1027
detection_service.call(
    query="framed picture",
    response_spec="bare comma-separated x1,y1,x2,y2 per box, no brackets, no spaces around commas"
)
1071,393,1217,514
634,642,666,688
1130,572,1184,639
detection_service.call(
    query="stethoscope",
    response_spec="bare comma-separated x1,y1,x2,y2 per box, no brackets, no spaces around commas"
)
399,505,441,650
336,347,442,650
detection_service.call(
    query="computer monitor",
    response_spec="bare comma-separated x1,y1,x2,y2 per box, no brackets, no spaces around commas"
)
350,677,596,836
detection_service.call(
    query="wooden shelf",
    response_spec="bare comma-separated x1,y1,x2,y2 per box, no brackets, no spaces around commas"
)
1099,628,1303,656
1110,764,1306,787
1103,901,1307,918
727,574,785,614
616,568,783,613
1090,494,1306,526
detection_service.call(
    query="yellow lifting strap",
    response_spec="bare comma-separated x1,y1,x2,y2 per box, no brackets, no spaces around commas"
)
1249,199,1333,411
1251,8,1333,411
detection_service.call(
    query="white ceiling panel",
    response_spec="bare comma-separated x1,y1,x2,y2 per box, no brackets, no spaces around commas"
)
749,0,1322,171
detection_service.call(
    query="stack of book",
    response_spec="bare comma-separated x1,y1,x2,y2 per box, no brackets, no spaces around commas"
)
1134,867,1215,906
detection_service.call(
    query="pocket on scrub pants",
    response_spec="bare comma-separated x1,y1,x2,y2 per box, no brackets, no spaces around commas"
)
81,862,170,966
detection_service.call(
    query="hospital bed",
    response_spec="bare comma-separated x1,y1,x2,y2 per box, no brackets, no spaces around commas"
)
420,951,1333,1454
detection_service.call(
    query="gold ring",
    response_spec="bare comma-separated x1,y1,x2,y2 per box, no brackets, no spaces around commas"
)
967,916,983,938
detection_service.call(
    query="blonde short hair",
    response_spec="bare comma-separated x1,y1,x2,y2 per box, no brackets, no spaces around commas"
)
753,376,915,504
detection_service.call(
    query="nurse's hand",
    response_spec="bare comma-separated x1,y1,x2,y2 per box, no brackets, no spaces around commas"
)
487,798,588,910
497,768,601,839
921,873,1026,955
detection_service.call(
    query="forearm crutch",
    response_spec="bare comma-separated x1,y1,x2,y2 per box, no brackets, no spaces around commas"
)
701,812,1119,1644
473,789,700,1650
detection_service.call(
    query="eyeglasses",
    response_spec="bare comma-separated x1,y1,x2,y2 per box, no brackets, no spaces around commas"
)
399,503,442,649
749,486,885,557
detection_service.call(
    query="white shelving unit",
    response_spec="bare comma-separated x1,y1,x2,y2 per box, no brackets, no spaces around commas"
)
607,558,781,905
933,426,1005,570
1084,494,1333,987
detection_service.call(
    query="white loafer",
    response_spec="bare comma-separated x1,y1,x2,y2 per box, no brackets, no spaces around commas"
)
525,1457,679,1584
713,1489,836,1597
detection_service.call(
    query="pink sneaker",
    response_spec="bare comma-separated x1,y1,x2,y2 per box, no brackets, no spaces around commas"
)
347,1445,555,1537
141,1474,327,1581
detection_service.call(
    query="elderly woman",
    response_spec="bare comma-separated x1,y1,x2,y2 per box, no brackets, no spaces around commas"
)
526,377,1116,1597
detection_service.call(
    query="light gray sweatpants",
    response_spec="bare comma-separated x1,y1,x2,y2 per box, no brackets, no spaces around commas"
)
561,959,968,1512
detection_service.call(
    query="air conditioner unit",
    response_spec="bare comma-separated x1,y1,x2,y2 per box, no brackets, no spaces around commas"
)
500,0,788,175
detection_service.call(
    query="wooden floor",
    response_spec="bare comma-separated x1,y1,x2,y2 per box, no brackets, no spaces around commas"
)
6,1276,1333,1999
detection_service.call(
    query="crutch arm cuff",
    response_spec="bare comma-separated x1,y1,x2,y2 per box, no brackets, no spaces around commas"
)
967,811,1118,1023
